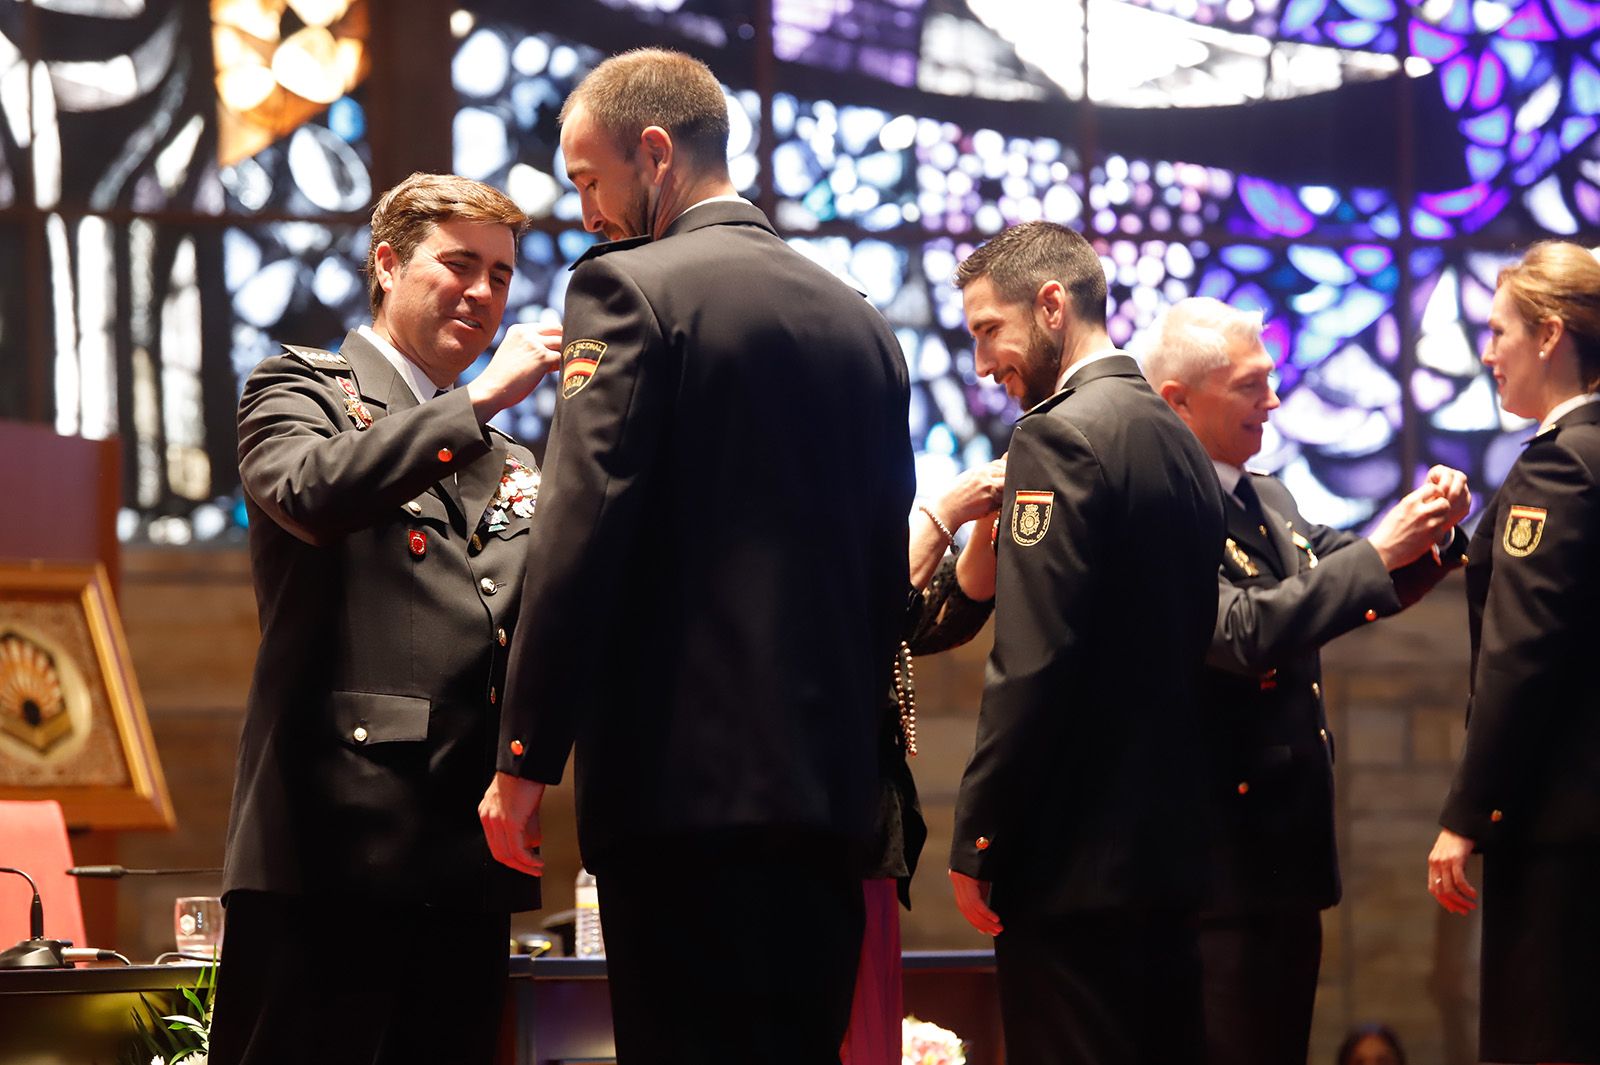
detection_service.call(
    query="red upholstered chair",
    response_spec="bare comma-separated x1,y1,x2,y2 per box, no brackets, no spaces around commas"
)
0,800,86,947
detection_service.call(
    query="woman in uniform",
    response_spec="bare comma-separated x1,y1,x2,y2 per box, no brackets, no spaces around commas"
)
1428,240,1600,1064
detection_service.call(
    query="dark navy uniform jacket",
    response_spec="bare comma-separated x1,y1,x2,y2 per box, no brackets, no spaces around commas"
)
1442,401,1600,849
1205,471,1465,913
950,355,1226,917
223,329,540,913
497,201,914,872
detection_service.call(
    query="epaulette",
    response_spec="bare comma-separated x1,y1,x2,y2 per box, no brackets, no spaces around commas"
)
281,344,352,373
568,234,651,271
1245,467,1271,478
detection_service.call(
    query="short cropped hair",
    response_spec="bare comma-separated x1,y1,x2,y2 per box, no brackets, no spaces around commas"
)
560,48,730,170
364,172,528,317
1497,240,1600,390
952,221,1108,328
1140,297,1265,388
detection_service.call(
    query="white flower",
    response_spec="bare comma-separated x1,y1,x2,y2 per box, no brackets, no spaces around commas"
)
902,1016,966,1065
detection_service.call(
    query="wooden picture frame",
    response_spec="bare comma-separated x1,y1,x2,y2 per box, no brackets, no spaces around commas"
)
0,560,173,829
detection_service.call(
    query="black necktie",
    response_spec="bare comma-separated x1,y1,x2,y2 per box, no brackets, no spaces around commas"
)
1233,474,1267,530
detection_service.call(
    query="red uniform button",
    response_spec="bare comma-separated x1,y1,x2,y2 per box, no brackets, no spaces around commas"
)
438,447,453,463
1491,809,1504,822
509,739,524,756
1237,781,1250,795
408,530,427,557
975,836,991,851
1364,608,1378,622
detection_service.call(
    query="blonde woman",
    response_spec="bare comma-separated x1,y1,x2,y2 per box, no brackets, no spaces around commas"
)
1429,241,1600,1065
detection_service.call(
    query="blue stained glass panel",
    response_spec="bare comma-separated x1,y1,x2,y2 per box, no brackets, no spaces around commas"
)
1442,56,1475,108
1463,107,1513,145
1473,52,1508,108
1571,56,1600,113
1550,0,1600,35
1412,21,1467,60
1237,177,1317,236
1502,1,1560,39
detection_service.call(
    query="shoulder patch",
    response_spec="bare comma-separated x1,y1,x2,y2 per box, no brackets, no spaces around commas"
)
1011,490,1054,547
568,234,651,271
560,339,607,398
1503,504,1547,557
281,344,351,373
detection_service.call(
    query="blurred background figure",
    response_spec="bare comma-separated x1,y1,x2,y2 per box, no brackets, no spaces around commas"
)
1337,1023,1409,1065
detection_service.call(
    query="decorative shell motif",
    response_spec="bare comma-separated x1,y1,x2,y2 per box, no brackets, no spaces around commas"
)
0,633,74,753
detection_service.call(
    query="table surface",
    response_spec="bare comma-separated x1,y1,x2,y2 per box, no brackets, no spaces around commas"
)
0,947,997,991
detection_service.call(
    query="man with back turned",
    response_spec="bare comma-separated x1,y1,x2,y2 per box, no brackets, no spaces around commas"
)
477,48,915,1064
947,221,1226,1065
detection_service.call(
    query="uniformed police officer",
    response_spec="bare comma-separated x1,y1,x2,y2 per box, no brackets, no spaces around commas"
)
209,173,559,1065
1430,241,1600,1065
476,50,914,1065
947,222,1226,1065
1144,296,1468,1065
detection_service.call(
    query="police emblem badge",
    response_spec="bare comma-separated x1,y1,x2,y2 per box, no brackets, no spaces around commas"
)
560,338,607,398
1503,504,1547,557
1011,490,1054,547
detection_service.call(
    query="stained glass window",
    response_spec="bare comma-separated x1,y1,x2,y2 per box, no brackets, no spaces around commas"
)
6,0,1595,543
456,3,1598,526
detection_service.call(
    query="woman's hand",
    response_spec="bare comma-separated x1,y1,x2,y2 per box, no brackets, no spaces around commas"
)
1427,827,1478,914
933,457,1007,531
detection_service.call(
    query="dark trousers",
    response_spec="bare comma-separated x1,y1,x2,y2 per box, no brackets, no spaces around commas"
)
993,908,1204,1065
596,843,865,1065
1197,908,1322,1065
208,889,512,1065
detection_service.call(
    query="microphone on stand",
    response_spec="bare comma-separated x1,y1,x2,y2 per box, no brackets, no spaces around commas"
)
0,867,68,969
66,866,222,879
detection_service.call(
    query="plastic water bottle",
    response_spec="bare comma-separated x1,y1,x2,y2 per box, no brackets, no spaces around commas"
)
574,867,604,958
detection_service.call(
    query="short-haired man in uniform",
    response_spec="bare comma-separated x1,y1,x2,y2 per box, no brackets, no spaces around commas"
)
1144,296,1470,1065
947,221,1227,1065
476,48,914,1065
210,172,560,1065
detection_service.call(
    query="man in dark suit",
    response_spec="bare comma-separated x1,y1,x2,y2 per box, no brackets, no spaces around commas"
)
477,49,914,1063
946,221,1227,1065
210,173,560,1065
1143,296,1470,1064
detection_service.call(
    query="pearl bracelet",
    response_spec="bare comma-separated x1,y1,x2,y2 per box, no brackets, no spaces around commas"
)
918,504,957,550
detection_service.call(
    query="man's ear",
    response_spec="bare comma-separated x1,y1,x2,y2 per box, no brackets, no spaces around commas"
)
639,126,673,183
372,241,400,294
1158,378,1191,419
1036,280,1069,331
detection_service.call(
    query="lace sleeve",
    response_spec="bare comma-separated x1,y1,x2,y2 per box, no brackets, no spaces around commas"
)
907,553,994,655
